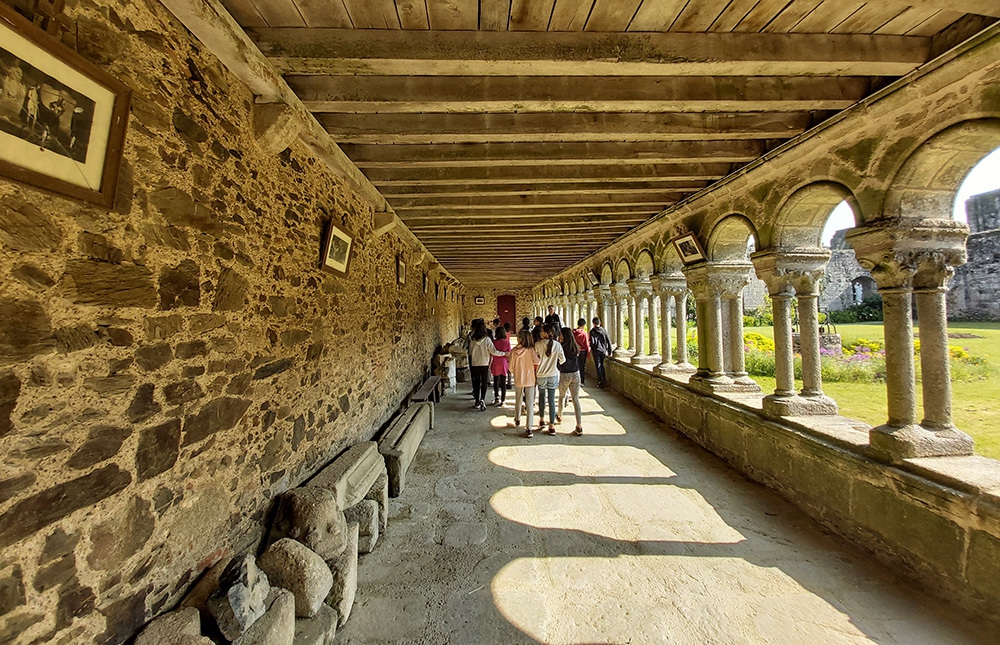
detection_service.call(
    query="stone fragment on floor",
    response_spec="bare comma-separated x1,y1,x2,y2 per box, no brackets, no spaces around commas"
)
269,487,348,560
258,538,333,618
207,553,271,641
310,441,386,510
233,588,295,645
345,499,379,554
326,521,359,626
364,471,389,534
293,603,338,645
134,606,201,645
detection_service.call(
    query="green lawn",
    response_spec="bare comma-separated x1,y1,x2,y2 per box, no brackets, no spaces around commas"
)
744,322,1000,460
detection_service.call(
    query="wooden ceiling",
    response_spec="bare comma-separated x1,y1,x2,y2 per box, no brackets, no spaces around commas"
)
221,0,999,288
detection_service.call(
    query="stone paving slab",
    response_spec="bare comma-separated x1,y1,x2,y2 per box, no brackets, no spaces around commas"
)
335,386,998,644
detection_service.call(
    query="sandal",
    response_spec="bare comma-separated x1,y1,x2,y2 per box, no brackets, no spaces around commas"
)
547,425,556,435
525,428,534,438
514,418,521,427
573,426,583,436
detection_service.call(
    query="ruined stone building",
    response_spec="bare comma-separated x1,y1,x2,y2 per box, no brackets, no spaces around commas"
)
1,1,1000,643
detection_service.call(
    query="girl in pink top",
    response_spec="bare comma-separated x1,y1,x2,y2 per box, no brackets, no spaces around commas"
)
508,329,541,437
491,326,511,406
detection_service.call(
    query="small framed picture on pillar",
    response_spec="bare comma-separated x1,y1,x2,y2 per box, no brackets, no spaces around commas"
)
396,254,406,284
672,232,706,264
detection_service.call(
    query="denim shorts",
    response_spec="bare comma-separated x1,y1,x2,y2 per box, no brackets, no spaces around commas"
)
536,375,559,390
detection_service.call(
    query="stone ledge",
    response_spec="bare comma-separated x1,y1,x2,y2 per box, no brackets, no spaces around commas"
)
605,358,1000,625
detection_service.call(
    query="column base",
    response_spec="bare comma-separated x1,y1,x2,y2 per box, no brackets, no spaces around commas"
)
730,374,762,392
613,348,635,360
688,373,743,394
869,423,974,463
762,394,838,419
654,362,697,376
631,354,660,366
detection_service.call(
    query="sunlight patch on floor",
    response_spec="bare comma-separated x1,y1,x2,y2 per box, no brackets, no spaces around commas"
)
488,444,677,478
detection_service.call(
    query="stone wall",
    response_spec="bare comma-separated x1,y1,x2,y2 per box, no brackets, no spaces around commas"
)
949,229,1000,320
966,187,1000,234
464,288,533,329
605,359,1000,626
0,2,461,644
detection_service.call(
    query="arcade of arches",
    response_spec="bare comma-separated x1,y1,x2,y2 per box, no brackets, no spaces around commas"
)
2,0,1000,643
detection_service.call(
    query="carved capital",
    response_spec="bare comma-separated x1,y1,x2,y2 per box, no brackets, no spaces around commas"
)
845,219,967,291
650,273,687,296
751,248,830,296
611,283,631,301
626,278,653,298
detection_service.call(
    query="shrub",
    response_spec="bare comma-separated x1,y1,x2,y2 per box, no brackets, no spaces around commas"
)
744,332,775,352
829,296,883,323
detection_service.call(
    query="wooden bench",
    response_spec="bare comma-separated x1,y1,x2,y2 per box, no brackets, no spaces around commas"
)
410,375,441,403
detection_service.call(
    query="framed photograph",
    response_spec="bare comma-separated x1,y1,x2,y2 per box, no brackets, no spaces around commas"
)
0,3,130,207
673,232,706,265
320,220,352,274
396,255,406,284
474,296,485,305
586,269,599,287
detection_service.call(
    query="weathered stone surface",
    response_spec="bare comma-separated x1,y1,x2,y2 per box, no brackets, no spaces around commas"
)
127,384,162,423
11,263,55,290
66,425,132,470
87,496,155,571
56,581,96,629
208,554,271,641
310,442,386,512
62,260,157,309
0,565,25,616
163,379,206,405
233,588,294,645
82,375,135,396
345,500,379,555
139,222,191,251
364,471,389,535
0,201,62,251
78,232,124,264
293,603,337,645
144,315,184,341
0,370,20,439
150,187,221,236
253,358,293,380
159,260,201,309
257,539,333,619
325,522,358,627
213,268,249,311
379,403,432,498
188,313,227,333
0,465,131,549
175,340,208,359
173,109,209,144
136,418,181,481
97,589,149,645
135,606,201,645
280,329,311,346
0,298,56,364
136,344,173,371
0,472,33,505
40,529,79,565
269,487,348,561
54,324,98,354
33,552,76,592
182,397,252,446
104,327,134,347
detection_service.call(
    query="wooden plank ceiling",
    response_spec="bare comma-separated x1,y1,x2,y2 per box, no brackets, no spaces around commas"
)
223,0,999,288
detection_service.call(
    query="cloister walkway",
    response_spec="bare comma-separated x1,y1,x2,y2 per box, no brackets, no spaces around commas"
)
336,385,995,644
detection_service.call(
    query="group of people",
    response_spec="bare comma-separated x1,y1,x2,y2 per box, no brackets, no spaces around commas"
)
466,306,613,439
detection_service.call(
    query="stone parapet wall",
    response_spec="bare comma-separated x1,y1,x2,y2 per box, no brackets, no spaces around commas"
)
605,359,1000,626
0,1,460,643
948,229,1000,321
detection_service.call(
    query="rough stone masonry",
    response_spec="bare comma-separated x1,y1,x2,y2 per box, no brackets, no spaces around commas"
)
0,1,462,643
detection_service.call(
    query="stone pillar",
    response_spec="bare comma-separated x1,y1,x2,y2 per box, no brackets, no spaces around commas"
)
652,274,690,375
596,286,612,338
672,290,694,371
725,294,754,386
612,283,631,358
626,291,638,355
714,263,759,392
846,219,973,461
647,292,660,361
753,250,837,418
684,264,731,390
628,279,657,365
586,291,597,325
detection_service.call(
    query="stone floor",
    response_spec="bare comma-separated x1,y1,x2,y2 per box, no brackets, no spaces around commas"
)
335,384,997,644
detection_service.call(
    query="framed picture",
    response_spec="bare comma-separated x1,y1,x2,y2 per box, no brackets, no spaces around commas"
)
586,270,599,287
673,232,706,265
0,3,130,207
396,255,406,284
320,220,352,274
474,296,485,305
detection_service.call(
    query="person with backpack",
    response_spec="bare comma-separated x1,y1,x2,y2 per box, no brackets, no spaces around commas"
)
589,317,612,388
469,319,508,411
557,327,584,436
508,329,541,437
572,318,591,386
491,325,511,406
534,322,565,435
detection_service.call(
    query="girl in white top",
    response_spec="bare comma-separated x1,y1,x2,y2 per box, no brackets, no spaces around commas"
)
533,322,565,434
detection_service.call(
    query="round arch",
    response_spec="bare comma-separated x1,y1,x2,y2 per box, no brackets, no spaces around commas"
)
658,242,684,275
634,249,655,277
885,118,1000,221
600,262,614,285
769,181,860,249
707,215,759,261
614,258,632,282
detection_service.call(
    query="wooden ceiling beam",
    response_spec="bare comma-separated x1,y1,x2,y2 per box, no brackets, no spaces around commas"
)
364,163,733,184
388,193,682,209
251,29,929,77
378,182,710,197
291,76,867,114
343,141,763,167
319,112,813,145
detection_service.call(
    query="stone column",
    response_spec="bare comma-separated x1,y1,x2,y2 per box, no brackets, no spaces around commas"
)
612,283,631,358
586,291,597,325
713,263,759,392
725,294,755,386
846,219,973,461
672,290,695,371
628,279,657,365
753,250,838,417
647,292,660,362
684,264,732,390
596,286,612,338
626,291,638,355
652,274,685,375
